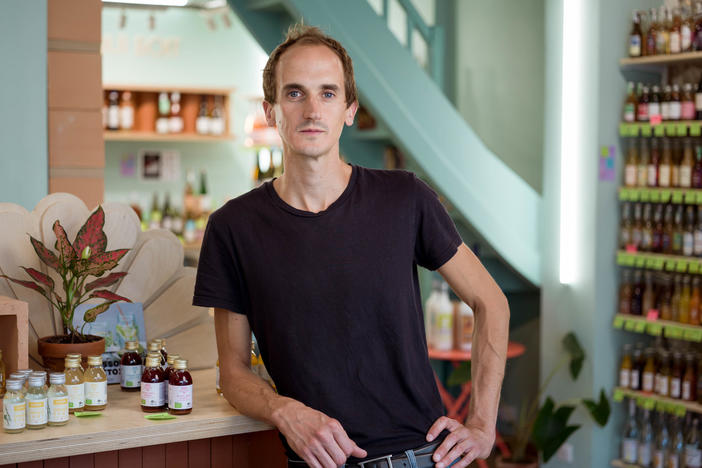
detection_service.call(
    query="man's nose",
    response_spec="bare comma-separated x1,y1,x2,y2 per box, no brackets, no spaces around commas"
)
303,96,322,120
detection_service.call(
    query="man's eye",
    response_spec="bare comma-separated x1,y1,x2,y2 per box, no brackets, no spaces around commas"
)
289,90,301,98
323,92,335,98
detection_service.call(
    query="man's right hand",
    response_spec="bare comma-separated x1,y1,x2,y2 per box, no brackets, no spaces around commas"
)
272,399,367,468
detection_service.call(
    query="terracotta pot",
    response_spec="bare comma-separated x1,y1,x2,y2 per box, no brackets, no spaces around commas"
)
495,455,538,468
37,335,105,372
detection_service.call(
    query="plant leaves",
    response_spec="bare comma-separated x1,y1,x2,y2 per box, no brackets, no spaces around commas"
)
541,424,580,463
73,206,107,256
89,289,132,303
582,388,611,427
531,398,580,463
0,275,50,300
85,272,127,292
447,361,471,387
29,236,60,271
20,267,54,290
74,249,129,277
83,301,116,323
562,332,585,380
52,220,76,264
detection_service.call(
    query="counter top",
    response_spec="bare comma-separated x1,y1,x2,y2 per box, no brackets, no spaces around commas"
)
0,368,274,464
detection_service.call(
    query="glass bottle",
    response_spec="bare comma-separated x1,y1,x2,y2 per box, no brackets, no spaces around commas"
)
120,341,142,392
684,83,697,120
691,277,702,325
3,379,25,433
633,203,644,249
141,355,167,412
107,90,120,131
661,138,674,187
84,355,107,411
685,353,698,401
620,270,633,315
673,138,683,187
644,347,657,392
25,375,47,430
654,411,670,468
672,84,683,121
644,271,657,314
661,273,674,321
663,85,673,122
671,415,685,468
621,344,633,388
625,81,638,122
9,373,26,396
654,204,665,252
681,275,692,324
66,353,83,370
660,7,672,54
169,92,183,134
147,341,165,367
159,338,168,366
695,1,702,51
640,408,654,467
650,86,662,123
672,7,683,53
120,90,134,131
164,353,180,400
686,417,702,468
632,270,645,315
694,144,702,188
671,274,682,322
674,204,685,255
686,205,697,257
621,202,634,250
671,352,684,399
168,359,193,415
623,398,639,463
682,139,695,187
640,87,651,122
47,372,68,426
196,95,210,135
658,350,671,397
698,76,702,120
0,349,4,398
684,3,696,52
64,357,84,413
643,204,654,251
696,205,702,256
31,371,47,393
156,91,170,134
633,346,644,390
664,204,676,254
650,138,661,187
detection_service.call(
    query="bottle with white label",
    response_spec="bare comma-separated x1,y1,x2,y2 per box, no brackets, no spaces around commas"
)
26,375,47,430
121,341,143,392
622,398,639,463
48,372,69,426
620,344,632,388
120,91,134,130
168,359,193,415
432,282,454,351
84,355,107,411
3,379,25,433
687,417,702,468
424,281,440,348
64,357,84,413
670,415,685,468
639,408,654,467
695,206,702,256
653,411,670,468
141,355,166,412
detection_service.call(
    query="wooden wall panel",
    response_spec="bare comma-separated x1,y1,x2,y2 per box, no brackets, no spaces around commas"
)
92,450,117,468
47,0,100,43
43,458,68,468
141,445,164,468
210,436,232,468
48,175,103,210
17,462,41,468
117,448,141,468
48,110,104,168
187,440,210,467
68,454,94,468
164,442,188,468
47,51,102,110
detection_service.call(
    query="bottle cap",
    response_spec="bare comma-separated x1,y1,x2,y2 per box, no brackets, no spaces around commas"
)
167,354,180,365
31,371,47,384
5,379,22,391
64,358,81,369
159,338,166,348
174,359,188,370
145,356,161,368
18,369,32,376
87,355,103,366
148,341,160,352
125,341,139,351
49,372,65,385
66,353,81,360
28,376,43,387
9,372,25,381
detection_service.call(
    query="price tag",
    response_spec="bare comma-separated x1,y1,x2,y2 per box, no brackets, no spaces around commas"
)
677,123,689,136
613,316,625,329
619,189,629,201
655,124,666,137
645,256,657,269
625,319,637,331
665,326,684,339
666,259,677,271
613,388,625,402
644,397,656,410
624,254,636,267
635,256,647,268
697,191,702,205
675,405,687,417
647,310,659,321
672,190,684,203
634,321,647,333
650,190,661,202
640,189,651,202
641,123,652,137
654,258,665,270
690,261,701,274
619,123,629,137
648,323,663,336
666,122,677,136
691,122,702,137
687,190,699,204
660,190,671,202
656,401,667,413
616,252,626,265
677,260,688,272
631,124,642,137
685,329,702,342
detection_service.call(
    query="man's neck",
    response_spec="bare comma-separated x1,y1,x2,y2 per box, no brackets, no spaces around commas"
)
272,153,352,213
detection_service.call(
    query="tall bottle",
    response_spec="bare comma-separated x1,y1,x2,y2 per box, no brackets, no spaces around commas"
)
670,415,685,468
196,95,210,135
660,138,673,187
686,417,702,468
692,276,702,326
621,202,633,249
654,412,669,468
63,357,84,413
650,86,662,123
631,10,644,57
647,8,660,56
47,372,69,426
84,355,107,411
639,138,651,187
671,7,683,53
683,83,697,120
107,91,120,131
694,144,702,188
687,205,698,257
643,347,656,392
120,341,142,392
620,344,633,388
433,282,454,351
695,1,702,51
622,398,639,463
161,194,174,233
684,3,696,52
695,205,702,256
659,7,672,54
682,139,695,188
625,81,638,122
671,352,684,400
696,76,702,120
120,91,134,131
673,204,685,255
664,204,675,254
156,91,170,134
671,85,683,121
149,192,161,230
626,138,639,187
681,275,692,323
169,92,183,134
639,408,654,467
424,281,440,347
639,86,651,122
684,353,698,401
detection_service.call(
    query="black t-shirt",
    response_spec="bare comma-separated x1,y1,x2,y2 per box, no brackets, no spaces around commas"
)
193,164,462,461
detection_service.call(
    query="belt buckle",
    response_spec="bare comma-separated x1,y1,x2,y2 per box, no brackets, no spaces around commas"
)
358,454,393,468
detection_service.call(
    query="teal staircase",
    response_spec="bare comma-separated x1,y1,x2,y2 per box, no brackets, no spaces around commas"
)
229,0,542,289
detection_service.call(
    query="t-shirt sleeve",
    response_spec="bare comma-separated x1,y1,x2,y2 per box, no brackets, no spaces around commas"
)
413,175,463,270
192,212,248,315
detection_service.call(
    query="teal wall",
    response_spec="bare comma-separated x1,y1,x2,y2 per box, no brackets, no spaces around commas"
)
0,1,48,210
454,0,545,193
102,7,268,210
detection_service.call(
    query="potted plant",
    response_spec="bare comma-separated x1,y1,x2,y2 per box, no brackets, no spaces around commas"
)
447,332,610,467
1,206,132,371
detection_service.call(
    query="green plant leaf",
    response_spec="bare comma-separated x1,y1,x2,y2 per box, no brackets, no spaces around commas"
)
541,424,580,463
562,332,585,380
581,389,611,427
531,398,580,463
52,220,76,264
83,301,116,323
447,361,471,386
29,236,60,272
73,206,108,256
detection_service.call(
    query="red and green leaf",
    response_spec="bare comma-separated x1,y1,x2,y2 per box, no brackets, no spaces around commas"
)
0,275,49,300
88,289,132,303
85,272,127,292
20,267,54,290
74,249,129,277
83,301,116,323
53,220,76,264
29,236,60,271
73,206,107,256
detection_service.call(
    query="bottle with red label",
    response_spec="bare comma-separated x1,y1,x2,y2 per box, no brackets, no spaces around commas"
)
120,341,142,392
141,355,166,412
638,86,651,122
682,83,696,120
168,359,193,415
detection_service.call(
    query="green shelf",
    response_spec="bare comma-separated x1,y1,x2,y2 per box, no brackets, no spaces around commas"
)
612,313,702,342
619,121,702,138
612,387,692,416
616,251,702,274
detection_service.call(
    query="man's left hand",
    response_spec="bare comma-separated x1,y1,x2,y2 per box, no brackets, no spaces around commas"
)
425,416,495,468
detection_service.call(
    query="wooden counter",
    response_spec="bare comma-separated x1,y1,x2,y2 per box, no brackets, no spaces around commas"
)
0,368,283,466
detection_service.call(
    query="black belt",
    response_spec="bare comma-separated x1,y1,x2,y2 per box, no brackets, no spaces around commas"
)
287,441,440,468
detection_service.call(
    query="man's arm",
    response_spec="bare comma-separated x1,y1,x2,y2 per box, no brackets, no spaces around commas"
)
214,308,366,468
425,244,510,468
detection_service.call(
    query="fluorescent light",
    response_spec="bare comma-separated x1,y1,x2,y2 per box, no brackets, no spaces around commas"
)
559,0,585,285
102,0,189,6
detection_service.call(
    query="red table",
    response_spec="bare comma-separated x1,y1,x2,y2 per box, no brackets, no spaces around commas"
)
428,341,526,467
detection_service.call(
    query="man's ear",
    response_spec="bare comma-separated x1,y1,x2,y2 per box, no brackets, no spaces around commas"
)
263,100,276,127
345,100,359,126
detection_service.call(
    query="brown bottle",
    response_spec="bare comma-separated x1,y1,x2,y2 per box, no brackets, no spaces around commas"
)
630,10,644,57
657,350,671,396
120,341,142,392
632,346,644,390
643,271,656,314
168,359,193,415
684,353,697,401
671,351,684,399
141,355,166,412
619,270,633,315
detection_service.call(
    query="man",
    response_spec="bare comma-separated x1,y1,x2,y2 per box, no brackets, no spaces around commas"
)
193,23,509,468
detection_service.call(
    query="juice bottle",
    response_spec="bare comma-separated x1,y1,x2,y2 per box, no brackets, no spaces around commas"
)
47,372,69,426
620,344,633,388
158,338,168,366
658,350,671,397
141,355,166,412
168,359,193,415
692,277,702,326
64,357,84,413
120,341,142,392
84,355,107,411
66,353,84,370
148,341,166,368
3,379,25,433
685,353,698,401
681,275,692,323
25,375,47,430
643,347,656,393
164,353,180,399
671,351,684,399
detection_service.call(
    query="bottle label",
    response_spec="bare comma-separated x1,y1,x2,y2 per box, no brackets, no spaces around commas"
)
681,166,693,187
168,384,193,410
671,102,682,120
638,103,649,121
686,446,702,467
622,438,638,463
107,107,120,129
27,398,48,425
643,372,655,392
624,104,635,122
141,382,166,407
671,378,682,398
683,25,693,50
653,449,664,468
659,376,669,396
639,443,652,465
620,369,631,388
638,167,648,187
3,401,26,430
696,93,702,111
684,381,692,400
196,116,210,135
120,107,134,130
209,118,225,135
625,166,637,186
685,233,695,256
695,231,702,255
121,365,142,388
630,35,642,56
648,165,658,187
671,32,682,53
649,102,661,120
48,396,69,423
85,381,107,406
662,102,671,120
66,383,84,409
659,166,671,187
683,101,696,120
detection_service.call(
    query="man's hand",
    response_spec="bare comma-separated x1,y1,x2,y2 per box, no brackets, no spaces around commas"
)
272,399,367,468
425,416,495,468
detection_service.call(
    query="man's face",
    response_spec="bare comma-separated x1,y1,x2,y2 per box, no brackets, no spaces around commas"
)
263,44,358,160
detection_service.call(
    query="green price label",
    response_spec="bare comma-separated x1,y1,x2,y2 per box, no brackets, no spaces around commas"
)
677,123,688,136
666,122,677,136
648,323,663,336
613,388,625,402
630,124,642,137
665,326,684,339
687,191,699,204
684,329,702,342
675,405,687,417
696,191,702,204
641,123,652,137
619,189,629,201
619,123,629,137
655,124,666,137
635,256,646,268
654,258,665,270
634,321,647,333
666,260,677,271
625,319,637,331
691,123,702,137
613,316,625,329
672,190,684,203
660,190,671,202
676,260,689,272
645,256,657,269
623,254,636,267
690,262,701,274
650,190,661,202
617,252,626,265
644,398,656,410
640,189,651,202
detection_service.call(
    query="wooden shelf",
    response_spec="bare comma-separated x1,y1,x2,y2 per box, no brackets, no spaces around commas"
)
613,387,698,416
103,84,235,95
616,250,702,274
619,187,702,204
619,120,702,138
620,51,702,68
104,131,235,142
612,313,702,341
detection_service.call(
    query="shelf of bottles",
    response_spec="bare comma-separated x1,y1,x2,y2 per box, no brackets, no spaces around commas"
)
102,85,234,142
